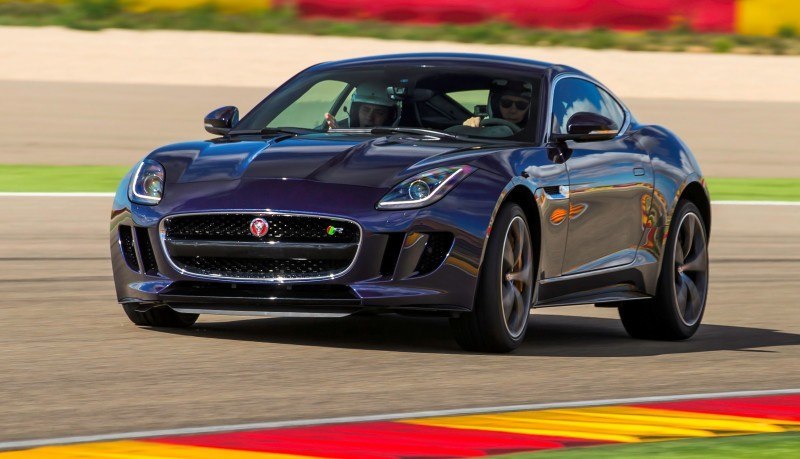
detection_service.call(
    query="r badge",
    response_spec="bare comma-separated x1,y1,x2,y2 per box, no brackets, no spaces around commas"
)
326,225,343,236
250,218,269,238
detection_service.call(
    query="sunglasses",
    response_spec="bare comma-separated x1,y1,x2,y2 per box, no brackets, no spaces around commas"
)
500,98,530,110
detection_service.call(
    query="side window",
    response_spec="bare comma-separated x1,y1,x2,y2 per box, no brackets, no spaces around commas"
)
598,87,625,129
551,78,625,134
447,90,489,115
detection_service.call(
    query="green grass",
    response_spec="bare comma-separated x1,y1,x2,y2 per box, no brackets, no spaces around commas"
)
706,178,800,202
0,1,799,55
0,165,129,192
1,165,799,201
490,432,800,458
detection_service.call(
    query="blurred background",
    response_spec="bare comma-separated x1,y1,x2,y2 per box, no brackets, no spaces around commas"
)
1,1,799,457
1,0,799,51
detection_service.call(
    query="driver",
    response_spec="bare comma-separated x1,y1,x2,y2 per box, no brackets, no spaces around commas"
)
325,81,397,129
462,80,532,129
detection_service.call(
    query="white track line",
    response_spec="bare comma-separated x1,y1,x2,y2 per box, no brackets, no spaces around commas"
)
0,193,799,206
1,388,799,451
0,192,115,197
712,200,800,206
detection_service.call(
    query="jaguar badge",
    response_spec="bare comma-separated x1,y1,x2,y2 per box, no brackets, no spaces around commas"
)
250,218,269,237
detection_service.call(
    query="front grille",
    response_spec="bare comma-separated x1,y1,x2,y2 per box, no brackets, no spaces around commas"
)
172,257,345,280
164,214,358,243
162,213,361,280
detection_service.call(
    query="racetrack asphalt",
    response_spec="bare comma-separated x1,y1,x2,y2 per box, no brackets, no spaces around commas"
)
1,66,800,443
1,195,798,443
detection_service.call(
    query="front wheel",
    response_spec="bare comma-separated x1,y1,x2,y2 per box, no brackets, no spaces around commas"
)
619,200,709,340
122,304,198,328
450,203,535,352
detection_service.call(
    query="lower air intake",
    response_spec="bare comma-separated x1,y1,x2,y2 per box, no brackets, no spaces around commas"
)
415,233,454,275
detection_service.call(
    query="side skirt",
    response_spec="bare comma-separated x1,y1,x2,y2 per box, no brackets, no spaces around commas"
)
534,261,659,308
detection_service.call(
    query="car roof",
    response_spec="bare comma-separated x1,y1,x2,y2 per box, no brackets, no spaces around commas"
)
313,52,586,80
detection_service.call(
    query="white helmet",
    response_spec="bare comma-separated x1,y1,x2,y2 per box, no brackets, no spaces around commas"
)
352,81,394,107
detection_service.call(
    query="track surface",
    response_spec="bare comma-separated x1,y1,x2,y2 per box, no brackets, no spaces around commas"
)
1,197,799,442
1,37,799,444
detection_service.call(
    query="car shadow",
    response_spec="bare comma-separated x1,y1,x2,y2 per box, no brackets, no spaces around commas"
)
148,312,800,356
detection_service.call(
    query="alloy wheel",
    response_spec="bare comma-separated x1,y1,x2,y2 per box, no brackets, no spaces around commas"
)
500,216,533,338
672,212,709,327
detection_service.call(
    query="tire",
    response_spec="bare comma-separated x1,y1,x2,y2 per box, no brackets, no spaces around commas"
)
122,304,198,328
450,203,535,352
619,200,709,340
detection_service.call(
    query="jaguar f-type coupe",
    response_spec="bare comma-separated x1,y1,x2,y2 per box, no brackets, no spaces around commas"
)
111,53,710,352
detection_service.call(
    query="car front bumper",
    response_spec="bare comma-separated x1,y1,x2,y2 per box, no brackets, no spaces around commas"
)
110,170,507,316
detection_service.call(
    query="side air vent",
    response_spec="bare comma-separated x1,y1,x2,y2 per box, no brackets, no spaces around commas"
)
119,225,139,272
415,233,454,275
135,227,159,276
380,233,405,277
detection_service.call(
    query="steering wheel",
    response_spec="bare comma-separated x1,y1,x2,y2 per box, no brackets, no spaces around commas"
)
480,117,521,134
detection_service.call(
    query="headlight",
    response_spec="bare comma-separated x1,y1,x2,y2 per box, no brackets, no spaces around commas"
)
377,165,474,210
128,159,165,205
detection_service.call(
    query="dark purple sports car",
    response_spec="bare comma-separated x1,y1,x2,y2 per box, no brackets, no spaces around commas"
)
111,53,710,352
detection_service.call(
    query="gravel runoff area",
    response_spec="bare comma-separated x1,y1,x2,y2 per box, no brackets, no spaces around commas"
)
1,25,800,102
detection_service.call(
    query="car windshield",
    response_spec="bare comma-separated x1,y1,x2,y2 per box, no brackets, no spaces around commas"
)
234,64,543,141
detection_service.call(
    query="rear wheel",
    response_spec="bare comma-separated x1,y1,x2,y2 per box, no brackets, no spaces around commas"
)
450,203,534,352
619,200,709,340
122,304,198,328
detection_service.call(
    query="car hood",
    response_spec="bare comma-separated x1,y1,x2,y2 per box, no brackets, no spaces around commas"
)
149,134,503,189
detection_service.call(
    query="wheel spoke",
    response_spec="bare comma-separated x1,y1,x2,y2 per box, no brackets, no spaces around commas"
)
511,221,524,268
502,282,515,320
675,239,686,264
503,240,515,271
681,218,695,259
512,288,526,327
676,272,689,309
680,245,707,273
506,262,532,284
683,273,702,321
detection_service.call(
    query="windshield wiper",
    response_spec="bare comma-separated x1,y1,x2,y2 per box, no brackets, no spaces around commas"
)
228,127,319,137
370,127,473,142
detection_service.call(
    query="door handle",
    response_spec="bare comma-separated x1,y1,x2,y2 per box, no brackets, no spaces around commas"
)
633,167,646,176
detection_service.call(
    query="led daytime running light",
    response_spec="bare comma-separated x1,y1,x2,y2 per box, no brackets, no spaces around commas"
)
377,165,474,210
129,160,165,205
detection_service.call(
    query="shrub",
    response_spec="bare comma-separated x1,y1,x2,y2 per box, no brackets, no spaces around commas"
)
71,0,123,20
777,25,796,38
712,37,733,53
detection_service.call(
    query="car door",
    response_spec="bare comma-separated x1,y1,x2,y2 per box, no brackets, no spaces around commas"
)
550,76,654,276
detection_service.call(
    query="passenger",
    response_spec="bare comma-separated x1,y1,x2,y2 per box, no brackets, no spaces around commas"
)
325,81,397,129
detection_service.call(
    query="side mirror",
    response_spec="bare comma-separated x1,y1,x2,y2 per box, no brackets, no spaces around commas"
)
204,106,239,135
551,112,619,142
